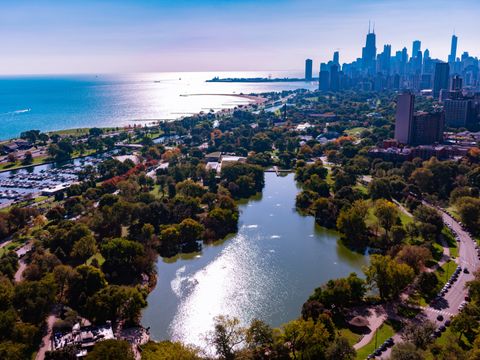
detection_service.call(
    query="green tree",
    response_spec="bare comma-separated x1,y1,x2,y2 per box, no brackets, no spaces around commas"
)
209,315,245,360
401,320,436,349
336,200,369,248
86,285,147,325
374,199,400,240
325,337,356,360
141,341,201,360
390,342,423,360
364,255,415,300
86,339,135,360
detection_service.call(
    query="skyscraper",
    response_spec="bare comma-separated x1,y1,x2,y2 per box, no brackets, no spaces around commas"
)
330,65,340,91
333,51,339,66
451,75,462,91
394,92,415,144
362,23,377,75
379,44,391,75
319,63,330,91
448,34,458,63
305,59,313,81
412,40,421,59
411,112,444,145
433,62,450,98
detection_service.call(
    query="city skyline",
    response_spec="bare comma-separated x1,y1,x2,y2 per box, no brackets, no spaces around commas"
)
0,0,479,74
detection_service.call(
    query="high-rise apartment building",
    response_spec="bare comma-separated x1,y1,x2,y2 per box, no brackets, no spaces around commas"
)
394,93,415,144
305,59,313,81
433,62,450,98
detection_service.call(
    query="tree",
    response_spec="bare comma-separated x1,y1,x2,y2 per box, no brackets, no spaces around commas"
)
68,265,107,308
176,180,206,198
86,285,147,325
159,226,181,257
71,235,97,262
336,200,369,248
374,199,399,240
178,218,204,246
390,342,423,360
209,315,245,360
86,339,134,360
101,238,144,281
0,341,28,360
364,255,415,300
281,318,330,360
325,337,356,360
53,265,76,303
413,205,444,239
451,308,479,341
456,197,480,235
22,151,33,165
401,320,436,349
416,272,439,300
410,168,434,194
245,319,275,359
395,245,432,274
369,178,392,200
14,277,56,324
141,341,201,360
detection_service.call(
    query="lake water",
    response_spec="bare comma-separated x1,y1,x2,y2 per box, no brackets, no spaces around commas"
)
0,71,317,140
142,172,369,350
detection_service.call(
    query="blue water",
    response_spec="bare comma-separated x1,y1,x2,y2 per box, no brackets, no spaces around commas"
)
0,72,317,140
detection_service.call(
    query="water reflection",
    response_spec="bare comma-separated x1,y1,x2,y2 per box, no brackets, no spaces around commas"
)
142,173,369,351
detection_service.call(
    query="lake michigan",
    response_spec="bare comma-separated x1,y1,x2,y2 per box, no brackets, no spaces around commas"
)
0,71,317,140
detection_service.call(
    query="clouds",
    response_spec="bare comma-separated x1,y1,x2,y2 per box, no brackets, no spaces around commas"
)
0,0,477,74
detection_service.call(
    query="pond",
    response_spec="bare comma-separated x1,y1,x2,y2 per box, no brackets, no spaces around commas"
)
142,172,369,349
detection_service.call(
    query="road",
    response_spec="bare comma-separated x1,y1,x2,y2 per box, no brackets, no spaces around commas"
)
378,206,479,359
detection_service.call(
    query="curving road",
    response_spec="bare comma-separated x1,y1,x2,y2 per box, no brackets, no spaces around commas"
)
377,205,479,359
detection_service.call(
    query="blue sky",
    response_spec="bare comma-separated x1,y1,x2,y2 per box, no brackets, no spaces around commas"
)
0,0,478,74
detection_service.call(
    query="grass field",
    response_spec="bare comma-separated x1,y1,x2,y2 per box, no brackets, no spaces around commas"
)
338,328,362,346
355,320,398,360
344,127,369,137
435,260,456,285
86,252,105,266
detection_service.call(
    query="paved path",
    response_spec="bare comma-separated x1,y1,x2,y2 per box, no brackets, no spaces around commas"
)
353,305,388,350
35,314,58,360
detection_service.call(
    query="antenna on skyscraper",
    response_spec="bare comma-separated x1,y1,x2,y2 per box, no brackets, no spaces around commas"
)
368,20,371,34
373,22,375,34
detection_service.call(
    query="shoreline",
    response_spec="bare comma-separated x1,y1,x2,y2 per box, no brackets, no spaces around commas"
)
180,93,267,105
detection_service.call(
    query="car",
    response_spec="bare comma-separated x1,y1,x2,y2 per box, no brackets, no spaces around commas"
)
434,330,442,337
374,349,382,356
439,325,446,332
445,320,451,326
379,344,387,351
464,268,470,274
437,315,444,321
465,295,471,301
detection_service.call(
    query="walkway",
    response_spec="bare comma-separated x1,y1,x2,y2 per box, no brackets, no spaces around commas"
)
353,305,388,350
35,314,58,360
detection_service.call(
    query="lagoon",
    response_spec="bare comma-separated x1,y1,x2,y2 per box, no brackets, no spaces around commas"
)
142,172,369,350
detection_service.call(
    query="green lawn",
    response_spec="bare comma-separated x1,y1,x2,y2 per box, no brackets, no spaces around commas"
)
0,240,24,257
86,253,105,266
435,260,456,285
344,127,368,137
338,328,362,346
355,321,396,360
442,227,459,258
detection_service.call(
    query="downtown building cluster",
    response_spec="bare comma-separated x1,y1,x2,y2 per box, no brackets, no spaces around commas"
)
306,26,480,160
307,25,479,97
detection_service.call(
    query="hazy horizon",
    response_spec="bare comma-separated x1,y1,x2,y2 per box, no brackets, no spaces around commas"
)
1,0,479,75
